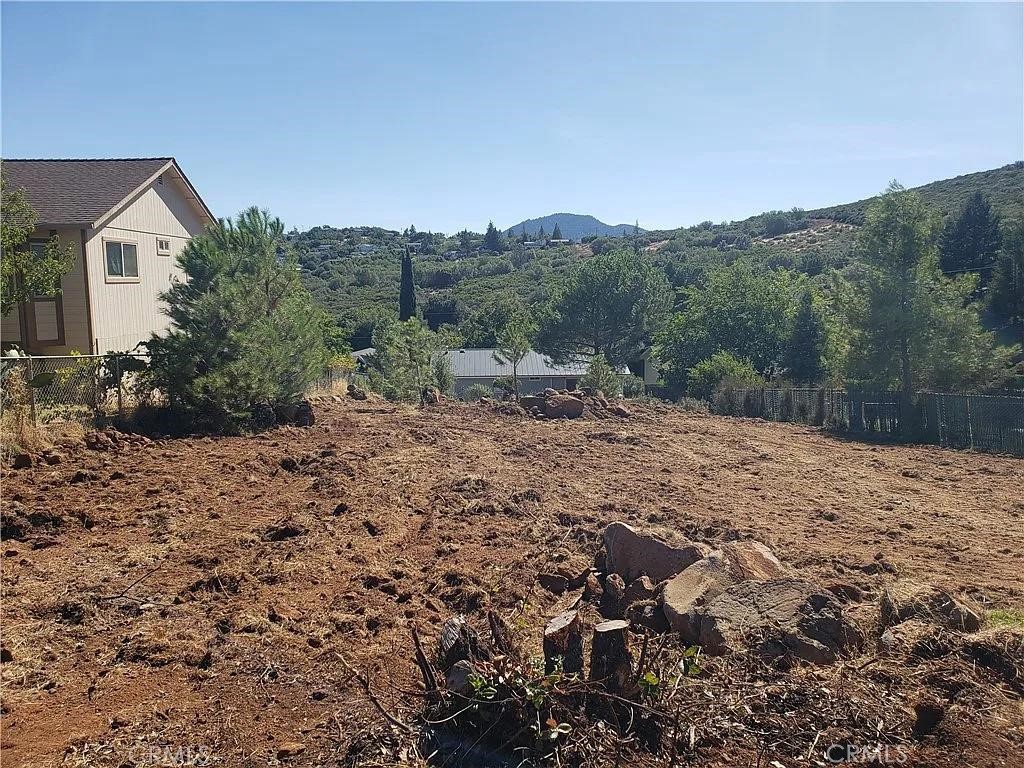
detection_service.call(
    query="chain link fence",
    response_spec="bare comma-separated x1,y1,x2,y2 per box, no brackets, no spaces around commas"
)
1,353,152,428
718,386,1024,457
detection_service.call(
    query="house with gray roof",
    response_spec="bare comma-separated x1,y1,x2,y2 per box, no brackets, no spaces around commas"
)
1,158,215,354
441,348,593,396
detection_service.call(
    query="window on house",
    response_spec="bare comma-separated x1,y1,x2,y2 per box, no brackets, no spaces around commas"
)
156,238,171,256
105,241,139,278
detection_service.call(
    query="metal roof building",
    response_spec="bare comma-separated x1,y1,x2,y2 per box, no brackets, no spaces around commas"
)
440,348,617,397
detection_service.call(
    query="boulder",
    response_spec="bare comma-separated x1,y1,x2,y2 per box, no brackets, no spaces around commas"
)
603,521,711,583
545,394,585,419
627,600,670,633
608,403,632,418
622,575,658,606
719,540,787,580
346,384,368,401
695,578,863,664
294,399,315,427
543,388,559,397
423,387,443,405
662,552,735,639
880,580,983,632
445,659,476,695
538,573,570,595
519,395,547,412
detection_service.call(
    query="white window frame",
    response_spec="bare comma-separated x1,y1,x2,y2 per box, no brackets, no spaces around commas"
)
103,238,141,283
156,237,172,256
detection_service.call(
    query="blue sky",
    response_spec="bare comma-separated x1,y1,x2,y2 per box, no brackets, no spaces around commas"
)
2,2,1021,233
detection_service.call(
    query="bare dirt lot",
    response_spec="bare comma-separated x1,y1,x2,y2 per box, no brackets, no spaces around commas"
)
2,399,1022,767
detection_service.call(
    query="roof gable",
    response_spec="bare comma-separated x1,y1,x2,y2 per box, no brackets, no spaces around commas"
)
1,157,214,228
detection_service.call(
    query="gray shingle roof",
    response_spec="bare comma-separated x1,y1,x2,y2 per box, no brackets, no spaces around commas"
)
443,349,591,379
1,158,174,226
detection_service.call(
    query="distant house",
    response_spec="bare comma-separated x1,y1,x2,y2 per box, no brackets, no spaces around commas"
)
350,347,376,373
354,243,377,255
1,158,215,354
440,348,624,396
548,238,572,246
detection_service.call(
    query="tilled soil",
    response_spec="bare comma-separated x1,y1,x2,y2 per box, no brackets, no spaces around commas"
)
1,398,1022,767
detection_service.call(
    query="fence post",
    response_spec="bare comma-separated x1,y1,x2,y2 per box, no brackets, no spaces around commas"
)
25,356,37,425
115,354,123,418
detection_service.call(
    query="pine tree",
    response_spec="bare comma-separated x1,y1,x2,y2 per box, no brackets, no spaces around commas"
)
146,207,333,432
537,225,546,240
784,290,826,383
843,183,1006,416
939,192,1002,275
399,248,416,321
493,315,533,398
520,224,528,243
552,223,563,240
483,221,503,252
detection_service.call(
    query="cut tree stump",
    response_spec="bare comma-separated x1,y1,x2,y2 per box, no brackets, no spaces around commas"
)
589,619,632,693
543,610,584,674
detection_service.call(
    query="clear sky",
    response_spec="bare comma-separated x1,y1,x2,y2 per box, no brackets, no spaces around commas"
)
2,2,1022,233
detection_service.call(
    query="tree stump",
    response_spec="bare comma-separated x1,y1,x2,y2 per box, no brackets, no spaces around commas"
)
589,619,632,693
543,610,584,674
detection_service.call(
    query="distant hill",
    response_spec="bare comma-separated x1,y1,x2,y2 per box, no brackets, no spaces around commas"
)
293,162,1022,345
809,161,1024,225
506,213,642,241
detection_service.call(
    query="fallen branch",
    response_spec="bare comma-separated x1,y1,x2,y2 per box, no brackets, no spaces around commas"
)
335,652,414,734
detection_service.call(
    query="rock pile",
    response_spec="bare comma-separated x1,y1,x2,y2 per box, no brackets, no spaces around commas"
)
515,388,632,420
534,521,999,671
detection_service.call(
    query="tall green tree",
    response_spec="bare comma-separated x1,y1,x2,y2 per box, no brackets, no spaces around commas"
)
369,318,445,402
784,289,827,383
483,221,503,252
1,172,75,316
939,191,1002,275
842,183,1009,411
989,218,1024,334
492,313,534,398
399,248,416,321
655,261,802,389
551,223,563,240
536,249,671,366
147,206,334,432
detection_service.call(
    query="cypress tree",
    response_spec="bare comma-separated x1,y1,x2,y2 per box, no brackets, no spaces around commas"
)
552,223,563,240
784,290,826,383
399,248,416,321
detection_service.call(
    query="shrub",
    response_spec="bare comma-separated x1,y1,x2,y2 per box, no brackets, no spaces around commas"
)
676,396,709,413
712,375,766,416
580,354,623,397
370,319,442,402
462,383,494,401
146,208,333,433
621,374,645,399
687,351,764,401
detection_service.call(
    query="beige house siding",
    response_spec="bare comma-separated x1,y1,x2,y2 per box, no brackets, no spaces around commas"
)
85,178,208,353
0,228,90,354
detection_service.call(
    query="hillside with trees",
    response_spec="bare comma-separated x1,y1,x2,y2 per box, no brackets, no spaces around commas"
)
291,162,1022,392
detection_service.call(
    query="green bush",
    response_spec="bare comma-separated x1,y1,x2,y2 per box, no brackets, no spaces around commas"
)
463,383,494,401
621,374,645,398
687,351,764,401
580,354,623,397
676,396,709,413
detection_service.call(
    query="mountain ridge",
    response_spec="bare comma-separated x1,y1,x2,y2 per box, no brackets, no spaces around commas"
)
505,212,642,241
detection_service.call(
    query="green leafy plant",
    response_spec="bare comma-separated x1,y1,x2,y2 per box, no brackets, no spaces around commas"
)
580,354,623,397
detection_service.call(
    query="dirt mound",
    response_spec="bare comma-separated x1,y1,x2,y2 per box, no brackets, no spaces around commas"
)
492,387,634,420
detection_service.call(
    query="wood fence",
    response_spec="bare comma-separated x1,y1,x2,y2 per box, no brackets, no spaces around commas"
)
724,387,1024,457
